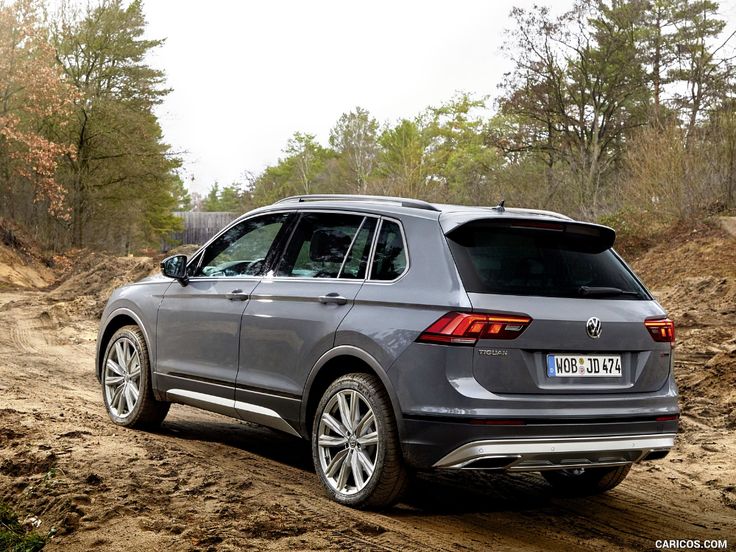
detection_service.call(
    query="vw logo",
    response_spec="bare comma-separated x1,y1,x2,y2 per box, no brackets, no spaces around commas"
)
586,317,602,339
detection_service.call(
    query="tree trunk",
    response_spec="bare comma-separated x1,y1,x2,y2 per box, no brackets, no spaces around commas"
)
653,10,662,125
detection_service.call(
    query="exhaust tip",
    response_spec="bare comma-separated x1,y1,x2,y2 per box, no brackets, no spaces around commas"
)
643,449,670,461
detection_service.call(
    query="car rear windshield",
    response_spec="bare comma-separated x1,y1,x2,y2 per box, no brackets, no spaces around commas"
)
446,221,649,299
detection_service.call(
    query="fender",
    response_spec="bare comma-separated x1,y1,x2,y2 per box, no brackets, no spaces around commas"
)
96,307,154,382
301,345,406,440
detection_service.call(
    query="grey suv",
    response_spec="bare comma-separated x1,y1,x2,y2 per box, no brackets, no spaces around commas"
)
96,195,678,508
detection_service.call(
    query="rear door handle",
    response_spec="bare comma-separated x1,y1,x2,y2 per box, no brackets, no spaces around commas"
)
318,292,348,305
226,289,249,301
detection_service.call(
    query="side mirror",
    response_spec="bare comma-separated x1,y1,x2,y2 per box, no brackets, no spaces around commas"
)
161,254,189,285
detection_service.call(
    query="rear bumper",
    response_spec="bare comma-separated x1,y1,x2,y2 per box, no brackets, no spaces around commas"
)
399,416,679,469
432,433,676,470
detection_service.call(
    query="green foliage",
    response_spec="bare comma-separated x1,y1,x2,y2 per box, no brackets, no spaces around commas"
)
329,107,379,193
201,182,251,212
171,176,192,211
24,0,183,252
284,132,330,194
496,2,651,217
4,0,734,252
0,503,46,552
421,94,500,204
376,118,426,197
250,131,334,205
202,183,222,211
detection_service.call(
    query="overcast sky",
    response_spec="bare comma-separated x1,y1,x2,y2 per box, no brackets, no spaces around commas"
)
143,0,736,196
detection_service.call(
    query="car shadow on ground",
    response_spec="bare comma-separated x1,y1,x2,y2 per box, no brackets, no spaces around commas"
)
152,407,597,516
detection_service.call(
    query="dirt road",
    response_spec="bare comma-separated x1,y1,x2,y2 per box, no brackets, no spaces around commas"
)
0,287,734,552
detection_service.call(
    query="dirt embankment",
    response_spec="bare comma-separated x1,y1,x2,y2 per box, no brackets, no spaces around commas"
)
0,220,55,290
0,218,161,319
631,224,736,429
0,225,734,550
629,222,736,519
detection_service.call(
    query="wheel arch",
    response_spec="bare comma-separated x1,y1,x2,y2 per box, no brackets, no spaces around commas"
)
301,345,404,441
96,308,152,382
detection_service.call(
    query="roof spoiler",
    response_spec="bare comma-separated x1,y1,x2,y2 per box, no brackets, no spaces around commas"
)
444,216,616,252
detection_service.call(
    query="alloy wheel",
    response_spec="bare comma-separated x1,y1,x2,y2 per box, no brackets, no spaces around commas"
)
104,337,141,418
317,389,380,495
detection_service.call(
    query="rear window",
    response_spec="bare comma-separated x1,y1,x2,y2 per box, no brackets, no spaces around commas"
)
446,222,648,299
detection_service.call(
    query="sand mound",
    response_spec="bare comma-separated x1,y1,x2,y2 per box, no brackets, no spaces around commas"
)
0,219,55,289
49,252,158,319
630,225,736,429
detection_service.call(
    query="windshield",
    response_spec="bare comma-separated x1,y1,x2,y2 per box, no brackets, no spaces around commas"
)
446,222,649,300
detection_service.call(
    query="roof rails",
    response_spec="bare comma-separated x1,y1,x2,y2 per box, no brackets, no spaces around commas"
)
275,194,440,212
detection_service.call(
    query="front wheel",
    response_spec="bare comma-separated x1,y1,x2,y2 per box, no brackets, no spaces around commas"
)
542,465,631,495
102,325,170,428
312,373,408,508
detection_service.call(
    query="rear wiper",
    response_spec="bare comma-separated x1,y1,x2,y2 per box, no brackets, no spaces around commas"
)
578,286,640,297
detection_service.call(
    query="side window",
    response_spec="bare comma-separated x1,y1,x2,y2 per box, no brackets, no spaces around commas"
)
195,213,290,278
340,218,377,279
276,213,365,278
370,220,407,281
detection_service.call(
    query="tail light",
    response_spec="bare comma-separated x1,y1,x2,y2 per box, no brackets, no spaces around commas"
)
644,317,675,343
417,312,532,346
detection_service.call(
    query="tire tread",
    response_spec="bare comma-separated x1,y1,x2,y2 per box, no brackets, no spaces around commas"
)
103,325,169,429
312,372,408,509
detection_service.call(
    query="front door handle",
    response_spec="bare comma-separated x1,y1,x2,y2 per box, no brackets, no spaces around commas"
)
318,292,348,305
226,289,249,301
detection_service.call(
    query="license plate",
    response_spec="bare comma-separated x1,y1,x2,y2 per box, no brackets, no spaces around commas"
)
546,354,622,378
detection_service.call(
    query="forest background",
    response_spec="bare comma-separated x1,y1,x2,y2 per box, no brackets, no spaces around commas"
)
2,0,735,253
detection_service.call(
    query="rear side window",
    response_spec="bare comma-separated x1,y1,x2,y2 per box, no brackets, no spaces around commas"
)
276,213,368,278
370,220,407,281
446,222,648,299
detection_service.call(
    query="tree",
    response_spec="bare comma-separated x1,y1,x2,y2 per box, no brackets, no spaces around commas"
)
53,0,181,250
668,0,735,141
170,175,191,210
498,1,650,216
284,132,328,195
0,0,76,220
201,181,252,212
637,0,681,124
202,183,221,211
217,184,245,212
422,94,500,204
376,118,427,198
329,107,379,193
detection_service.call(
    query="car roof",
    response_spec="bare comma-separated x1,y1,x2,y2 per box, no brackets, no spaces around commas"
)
246,194,572,220
239,195,576,228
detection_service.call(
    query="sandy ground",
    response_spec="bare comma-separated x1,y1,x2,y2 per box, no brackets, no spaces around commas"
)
1,227,735,551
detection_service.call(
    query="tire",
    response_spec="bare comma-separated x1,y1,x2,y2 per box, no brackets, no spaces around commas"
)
101,325,170,429
311,373,408,509
542,465,631,496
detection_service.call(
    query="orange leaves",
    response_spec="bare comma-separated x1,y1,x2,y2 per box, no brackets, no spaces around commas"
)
0,0,77,219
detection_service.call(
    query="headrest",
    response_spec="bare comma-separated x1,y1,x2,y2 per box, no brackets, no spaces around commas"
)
309,228,352,263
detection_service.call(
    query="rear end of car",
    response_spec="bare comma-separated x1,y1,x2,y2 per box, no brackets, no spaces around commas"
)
392,210,678,484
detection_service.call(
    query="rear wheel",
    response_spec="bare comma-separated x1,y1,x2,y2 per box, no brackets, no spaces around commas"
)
102,325,169,428
542,465,631,495
312,373,408,508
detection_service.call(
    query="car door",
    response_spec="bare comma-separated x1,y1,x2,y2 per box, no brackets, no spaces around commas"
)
156,212,294,414
236,211,377,426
